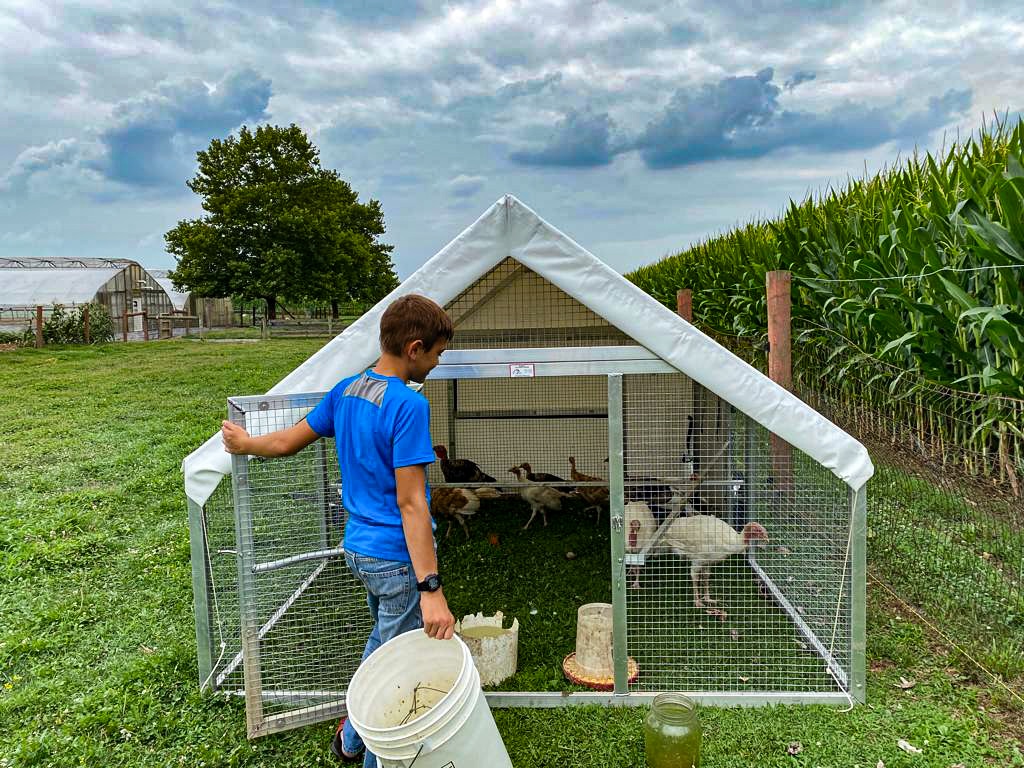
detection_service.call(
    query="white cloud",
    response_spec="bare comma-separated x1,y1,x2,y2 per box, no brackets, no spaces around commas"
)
445,174,487,197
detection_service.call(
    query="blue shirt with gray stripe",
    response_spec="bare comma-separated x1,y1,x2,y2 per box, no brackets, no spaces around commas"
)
306,370,435,561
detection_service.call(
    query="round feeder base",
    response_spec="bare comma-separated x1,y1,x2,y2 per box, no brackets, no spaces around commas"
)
562,652,639,691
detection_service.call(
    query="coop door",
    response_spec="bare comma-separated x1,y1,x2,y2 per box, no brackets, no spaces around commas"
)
229,396,374,738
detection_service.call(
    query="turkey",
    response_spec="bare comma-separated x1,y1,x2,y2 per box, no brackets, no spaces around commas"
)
661,515,769,608
433,445,496,484
508,466,566,529
518,462,572,494
430,486,501,539
568,456,608,522
625,501,659,588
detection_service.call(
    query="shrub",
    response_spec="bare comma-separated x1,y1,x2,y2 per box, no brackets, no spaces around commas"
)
41,303,114,345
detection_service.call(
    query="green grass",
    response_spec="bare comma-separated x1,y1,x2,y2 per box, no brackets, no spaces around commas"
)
1,340,1022,767
442,504,835,694
867,464,1024,680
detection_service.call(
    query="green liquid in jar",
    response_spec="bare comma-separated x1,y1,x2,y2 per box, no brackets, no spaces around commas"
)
644,696,701,768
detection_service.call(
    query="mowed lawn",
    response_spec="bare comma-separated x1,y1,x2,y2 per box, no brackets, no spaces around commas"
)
1,339,1021,768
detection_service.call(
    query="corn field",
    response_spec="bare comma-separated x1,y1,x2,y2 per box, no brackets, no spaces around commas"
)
627,117,1024,496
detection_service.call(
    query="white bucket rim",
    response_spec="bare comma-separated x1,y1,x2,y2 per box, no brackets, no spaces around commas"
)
346,630,478,744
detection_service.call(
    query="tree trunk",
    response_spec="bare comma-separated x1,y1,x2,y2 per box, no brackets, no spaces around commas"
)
265,296,277,321
331,299,339,320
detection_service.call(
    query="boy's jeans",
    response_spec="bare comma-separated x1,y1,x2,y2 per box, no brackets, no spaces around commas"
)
341,551,423,768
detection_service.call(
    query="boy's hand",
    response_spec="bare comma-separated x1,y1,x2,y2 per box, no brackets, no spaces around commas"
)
420,591,455,640
221,420,251,454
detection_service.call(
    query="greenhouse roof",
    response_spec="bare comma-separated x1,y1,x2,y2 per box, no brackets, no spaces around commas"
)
0,267,123,307
0,256,137,269
183,195,874,506
150,270,190,311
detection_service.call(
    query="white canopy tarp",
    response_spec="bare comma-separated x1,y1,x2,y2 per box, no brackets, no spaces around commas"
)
0,267,122,306
183,195,873,506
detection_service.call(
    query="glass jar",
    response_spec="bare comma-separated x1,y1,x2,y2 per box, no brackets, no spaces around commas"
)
644,693,702,768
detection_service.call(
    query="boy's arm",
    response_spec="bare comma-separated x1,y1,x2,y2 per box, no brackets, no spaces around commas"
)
221,419,320,458
395,464,455,640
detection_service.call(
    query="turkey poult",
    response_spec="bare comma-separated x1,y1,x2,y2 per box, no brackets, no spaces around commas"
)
517,462,572,494
626,502,769,606
433,445,497,484
568,456,609,522
508,466,566,529
430,486,501,539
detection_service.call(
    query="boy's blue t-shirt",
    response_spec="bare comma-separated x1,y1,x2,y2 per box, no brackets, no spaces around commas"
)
305,370,435,562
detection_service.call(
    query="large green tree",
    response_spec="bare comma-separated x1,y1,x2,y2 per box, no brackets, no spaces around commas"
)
166,124,398,319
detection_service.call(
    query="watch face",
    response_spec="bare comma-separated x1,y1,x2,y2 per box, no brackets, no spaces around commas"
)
420,574,441,591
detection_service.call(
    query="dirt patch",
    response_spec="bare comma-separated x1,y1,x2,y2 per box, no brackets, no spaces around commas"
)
0,343,18,352
978,686,1024,749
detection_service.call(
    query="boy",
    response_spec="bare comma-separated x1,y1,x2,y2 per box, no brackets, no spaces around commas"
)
221,294,456,767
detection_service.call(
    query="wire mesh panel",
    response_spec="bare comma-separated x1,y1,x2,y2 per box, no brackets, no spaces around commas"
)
621,372,856,698
228,394,373,737
189,479,244,693
423,375,609,509
444,257,631,349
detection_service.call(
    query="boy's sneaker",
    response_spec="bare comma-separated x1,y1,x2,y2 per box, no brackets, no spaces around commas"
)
330,718,363,763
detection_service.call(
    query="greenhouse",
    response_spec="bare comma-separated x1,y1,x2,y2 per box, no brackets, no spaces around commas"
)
183,195,872,739
0,256,174,338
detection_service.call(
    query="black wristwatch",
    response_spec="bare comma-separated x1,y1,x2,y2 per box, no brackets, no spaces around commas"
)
416,573,442,592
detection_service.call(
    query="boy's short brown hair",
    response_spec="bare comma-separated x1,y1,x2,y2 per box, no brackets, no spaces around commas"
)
379,294,453,355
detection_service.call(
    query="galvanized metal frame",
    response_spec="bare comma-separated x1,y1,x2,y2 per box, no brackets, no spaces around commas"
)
212,346,866,734
228,400,266,738
607,373,628,695
851,484,868,703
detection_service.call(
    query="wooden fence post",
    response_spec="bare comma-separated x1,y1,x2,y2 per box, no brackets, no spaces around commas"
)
678,287,711,499
35,306,43,349
766,270,793,495
676,288,693,323
83,304,90,345
122,311,128,343
142,311,149,341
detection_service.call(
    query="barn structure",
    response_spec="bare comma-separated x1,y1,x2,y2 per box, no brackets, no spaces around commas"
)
150,269,234,329
0,257,174,338
183,195,872,738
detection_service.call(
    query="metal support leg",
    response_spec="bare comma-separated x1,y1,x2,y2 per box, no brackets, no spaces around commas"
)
607,373,628,694
851,485,867,703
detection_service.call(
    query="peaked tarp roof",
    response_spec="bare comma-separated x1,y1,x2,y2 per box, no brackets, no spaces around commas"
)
183,195,873,506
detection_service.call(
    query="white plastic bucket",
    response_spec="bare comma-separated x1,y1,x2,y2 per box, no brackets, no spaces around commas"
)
346,629,513,768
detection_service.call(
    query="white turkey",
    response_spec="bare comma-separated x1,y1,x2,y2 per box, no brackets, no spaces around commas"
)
662,515,769,608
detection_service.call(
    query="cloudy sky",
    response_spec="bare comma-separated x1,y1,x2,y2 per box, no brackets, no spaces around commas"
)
1,1,1022,278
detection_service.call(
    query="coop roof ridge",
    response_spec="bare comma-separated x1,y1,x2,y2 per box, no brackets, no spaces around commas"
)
182,194,873,507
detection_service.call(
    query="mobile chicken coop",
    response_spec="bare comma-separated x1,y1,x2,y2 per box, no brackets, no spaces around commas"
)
183,196,873,738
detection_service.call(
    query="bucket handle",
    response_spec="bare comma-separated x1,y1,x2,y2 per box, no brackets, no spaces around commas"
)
402,742,427,768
